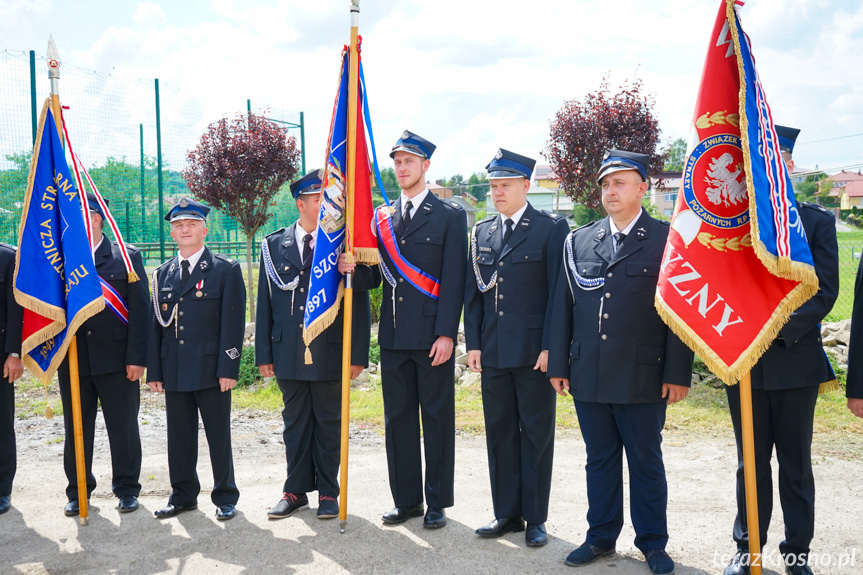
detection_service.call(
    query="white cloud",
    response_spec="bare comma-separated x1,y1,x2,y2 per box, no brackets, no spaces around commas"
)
133,2,166,28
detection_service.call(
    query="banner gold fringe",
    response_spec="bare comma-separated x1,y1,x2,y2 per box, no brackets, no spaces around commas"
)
819,379,838,394
302,281,345,364
728,0,820,289
354,247,379,265
13,99,106,385
655,279,813,386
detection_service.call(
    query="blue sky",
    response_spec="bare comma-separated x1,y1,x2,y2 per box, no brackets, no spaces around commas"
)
3,0,862,181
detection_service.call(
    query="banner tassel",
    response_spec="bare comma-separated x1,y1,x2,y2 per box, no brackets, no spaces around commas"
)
127,270,140,283
44,385,53,419
305,346,313,365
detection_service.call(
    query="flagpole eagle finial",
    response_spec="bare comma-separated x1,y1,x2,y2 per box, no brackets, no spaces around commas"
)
47,35,60,78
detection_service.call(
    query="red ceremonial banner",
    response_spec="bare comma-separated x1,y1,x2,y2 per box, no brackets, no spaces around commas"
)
655,0,817,384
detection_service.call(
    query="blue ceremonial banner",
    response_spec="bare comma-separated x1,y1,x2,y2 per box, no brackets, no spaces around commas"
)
14,100,104,382
731,4,817,285
302,42,384,362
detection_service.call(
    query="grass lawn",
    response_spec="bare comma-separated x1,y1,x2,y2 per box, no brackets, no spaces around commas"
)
828,231,863,321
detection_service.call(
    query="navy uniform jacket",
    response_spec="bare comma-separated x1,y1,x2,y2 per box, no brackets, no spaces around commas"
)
0,243,22,360
60,239,150,376
464,204,569,368
377,194,467,350
254,224,382,380
146,247,246,392
752,202,838,391
846,247,863,400
548,211,692,403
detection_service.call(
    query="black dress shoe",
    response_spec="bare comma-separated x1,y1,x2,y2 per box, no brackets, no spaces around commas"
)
0,495,10,515
785,561,814,575
381,503,424,524
268,493,308,519
723,549,750,575
215,504,236,521
644,549,675,575
476,517,525,538
423,507,447,529
64,500,80,517
118,496,139,513
317,495,339,520
565,542,615,566
154,502,197,519
526,523,548,547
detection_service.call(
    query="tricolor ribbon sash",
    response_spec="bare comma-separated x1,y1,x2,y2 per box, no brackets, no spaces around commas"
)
375,206,441,300
100,278,129,325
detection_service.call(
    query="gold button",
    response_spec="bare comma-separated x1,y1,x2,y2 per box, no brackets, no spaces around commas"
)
179,326,184,331
607,272,613,278
398,297,403,302
601,334,607,340
498,294,503,300
179,311,184,316
643,268,648,273
498,311,504,316
300,270,304,275
604,293,611,299
400,239,406,245
399,278,404,283
498,262,504,267
299,305,304,311
524,255,529,260
603,313,609,319
179,297,184,302
498,277,503,283
179,340,184,345
87,331,92,336
300,288,305,293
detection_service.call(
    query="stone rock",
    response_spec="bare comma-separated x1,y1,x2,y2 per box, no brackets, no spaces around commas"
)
455,353,467,366
353,370,370,384
456,343,467,356
368,364,377,374
459,372,481,389
245,322,255,336
821,319,851,346
691,373,702,386
454,366,463,380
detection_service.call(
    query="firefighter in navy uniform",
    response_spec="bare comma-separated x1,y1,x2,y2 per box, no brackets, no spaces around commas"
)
464,149,568,547
548,150,693,575
146,198,246,521
0,242,23,516
255,170,381,520
59,194,148,517
722,127,839,575
377,131,467,529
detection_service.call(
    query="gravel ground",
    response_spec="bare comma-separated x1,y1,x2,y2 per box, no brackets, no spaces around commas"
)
1,390,862,575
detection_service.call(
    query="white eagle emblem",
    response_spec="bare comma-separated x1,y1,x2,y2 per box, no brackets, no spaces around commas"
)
703,152,746,207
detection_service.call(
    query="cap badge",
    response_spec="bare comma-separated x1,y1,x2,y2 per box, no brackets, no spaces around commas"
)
495,149,503,159
179,198,188,208
402,130,410,139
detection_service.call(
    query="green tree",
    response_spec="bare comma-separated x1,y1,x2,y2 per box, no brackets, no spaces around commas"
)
465,172,489,202
794,171,828,204
664,137,687,171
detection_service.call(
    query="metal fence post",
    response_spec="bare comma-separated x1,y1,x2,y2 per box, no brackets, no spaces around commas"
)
300,111,306,174
140,124,145,243
155,79,165,261
29,51,37,145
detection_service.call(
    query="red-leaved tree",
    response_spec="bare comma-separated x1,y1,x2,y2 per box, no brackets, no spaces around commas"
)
184,111,301,318
545,77,668,213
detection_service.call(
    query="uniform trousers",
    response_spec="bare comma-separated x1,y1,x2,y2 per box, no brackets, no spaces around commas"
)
58,371,142,500
277,378,341,497
380,347,455,509
725,383,819,558
165,387,239,507
0,375,14,497
574,400,669,553
481,365,556,524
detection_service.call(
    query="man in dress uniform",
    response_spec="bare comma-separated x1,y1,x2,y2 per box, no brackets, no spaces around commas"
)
847,256,863,420
722,126,839,575
0,242,23,516
146,198,246,521
256,170,381,520
377,130,467,529
548,149,693,575
59,193,149,517
464,149,568,547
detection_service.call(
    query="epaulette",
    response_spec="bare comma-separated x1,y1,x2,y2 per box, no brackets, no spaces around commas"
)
537,209,562,220
112,239,139,252
572,220,599,232
655,218,671,226
214,253,236,264
800,201,833,217
441,199,462,211
156,257,176,271
265,227,286,238
475,214,498,227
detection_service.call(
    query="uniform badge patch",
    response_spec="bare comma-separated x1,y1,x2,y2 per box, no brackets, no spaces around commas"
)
225,348,240,360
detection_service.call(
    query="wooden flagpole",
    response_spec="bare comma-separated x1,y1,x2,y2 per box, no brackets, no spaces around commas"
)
739,371,761,575
48,36,89,527
338,0,360,534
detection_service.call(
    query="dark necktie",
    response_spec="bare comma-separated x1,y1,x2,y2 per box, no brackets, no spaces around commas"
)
503,218,514,245
302,234,314,265
401,200,413,235
181,259,191,286
613,232,626,254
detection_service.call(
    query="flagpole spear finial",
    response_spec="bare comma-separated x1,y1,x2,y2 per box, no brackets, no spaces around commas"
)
47,35,60,85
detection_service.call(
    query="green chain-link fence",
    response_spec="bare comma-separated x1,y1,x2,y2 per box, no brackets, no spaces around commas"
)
0,49,307,266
